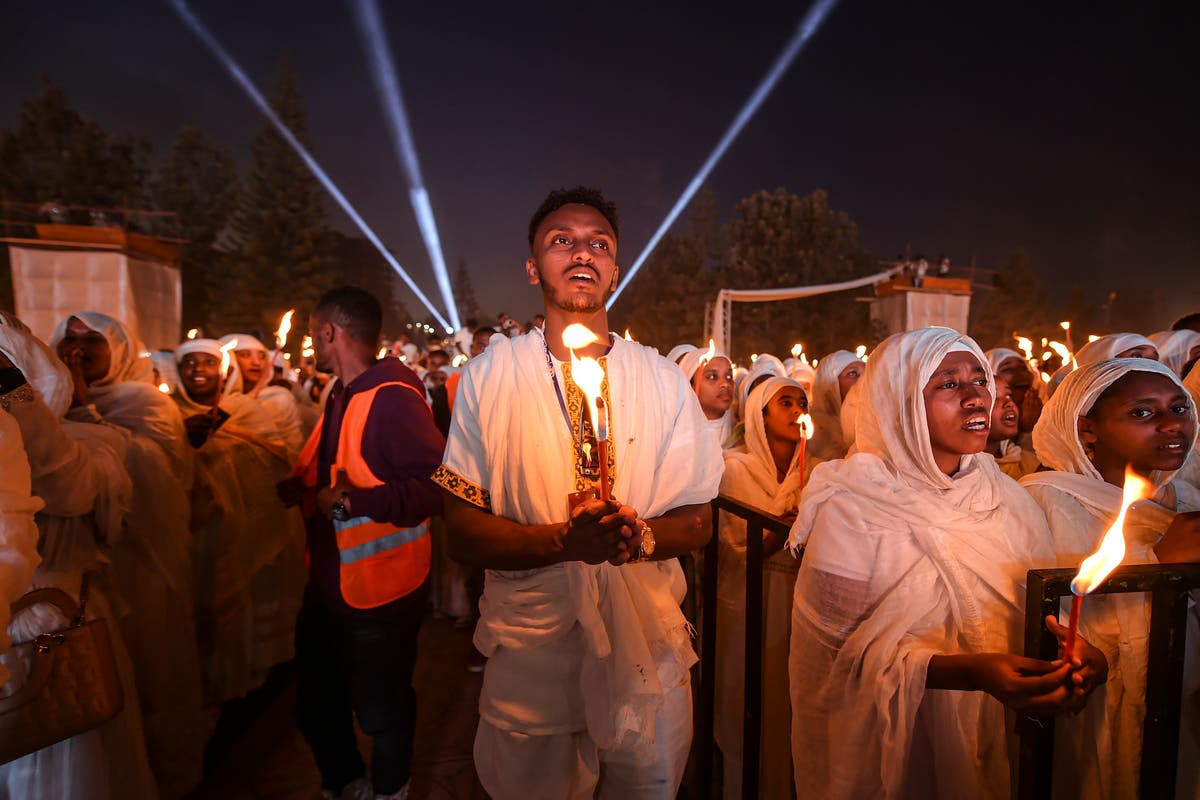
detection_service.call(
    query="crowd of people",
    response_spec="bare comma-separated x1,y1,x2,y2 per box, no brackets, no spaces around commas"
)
1,184,1199,799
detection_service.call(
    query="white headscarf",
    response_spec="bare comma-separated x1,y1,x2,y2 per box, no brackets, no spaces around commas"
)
677,346,729,384
724,376,807,515
1148,330,1200,377
0,313,72,417
1029,358,1196,491
1074,333,1158,367
739,353,787,412
665,343,697,364
808,350,861,464
50,311,154,386
985,347,1025,377
218,333,271,396
175,338,222,366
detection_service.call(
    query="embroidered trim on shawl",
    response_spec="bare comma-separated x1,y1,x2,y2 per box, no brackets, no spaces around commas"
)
433,464,492,510
563,358,617,495
0,384,34,412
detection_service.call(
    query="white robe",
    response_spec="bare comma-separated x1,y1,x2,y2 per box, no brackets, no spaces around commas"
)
1024,357,1200,799
436,330,722,788
786,327,1055,800
715,377,805,800
0,410,42,688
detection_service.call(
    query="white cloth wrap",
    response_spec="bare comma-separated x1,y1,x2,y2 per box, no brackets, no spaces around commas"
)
984,347,1025,377
0,411,43,686
1021,357,1200,799
1149,329,1200,377
807,350,861,468
443,331,723,751
1074,332,1158,366
217,334,304,460
785,327,1055,799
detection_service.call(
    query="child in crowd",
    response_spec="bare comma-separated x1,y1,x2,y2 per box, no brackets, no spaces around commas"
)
1021,358,1200,799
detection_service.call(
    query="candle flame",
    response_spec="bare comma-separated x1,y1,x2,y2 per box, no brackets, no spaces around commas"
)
218,337,239,379
797,412,814,440
186,328,199,340
750,353,759,363
1061,320,1071,331
624,329,633,341
1088,334,1100,343
1041,371,1052,383
1042,350,1053,361
377,346,387,360
564,325,606,442
701,338,716,367
302,347,314,358
157,382,170,394
791,342,803,358
855,345,867,360
562,323,600,350
1048,341,1071,366
275,309,295,349
452,353,468,367
1070,466,1152,595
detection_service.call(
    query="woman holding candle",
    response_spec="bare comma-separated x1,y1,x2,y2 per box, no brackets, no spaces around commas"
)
1021,358,1200,799
677,344,736,450
219,332,304,461
786,327,1106,800
715,376,808,799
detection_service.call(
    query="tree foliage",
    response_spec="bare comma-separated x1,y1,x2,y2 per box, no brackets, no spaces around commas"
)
453,258,483,323
152,126,240,332
969,248,1052,349
221,63,335,338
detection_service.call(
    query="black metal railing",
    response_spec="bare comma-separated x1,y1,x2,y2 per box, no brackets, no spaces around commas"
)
1019,563,1200,799
694,495,794,799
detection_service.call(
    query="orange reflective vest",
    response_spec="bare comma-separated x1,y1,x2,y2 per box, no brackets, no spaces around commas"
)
295,380,431,609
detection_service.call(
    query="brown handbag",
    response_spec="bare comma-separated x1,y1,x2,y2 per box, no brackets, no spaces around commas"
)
0,574,124,764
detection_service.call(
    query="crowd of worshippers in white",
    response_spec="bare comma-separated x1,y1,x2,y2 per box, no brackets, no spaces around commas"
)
0,299,1199,799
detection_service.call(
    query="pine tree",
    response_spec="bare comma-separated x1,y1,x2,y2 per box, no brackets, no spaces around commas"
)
223,62,335,338
452,258,483,323
152,127,240,333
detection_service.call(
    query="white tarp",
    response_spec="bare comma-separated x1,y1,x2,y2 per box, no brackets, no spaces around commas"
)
10,246,181,350
707,267,900,355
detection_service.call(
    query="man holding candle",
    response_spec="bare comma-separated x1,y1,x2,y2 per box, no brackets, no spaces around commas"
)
435,186,724,799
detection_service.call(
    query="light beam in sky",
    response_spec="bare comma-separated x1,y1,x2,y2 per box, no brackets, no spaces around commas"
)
607,0,842,309
351,0,459,332
169,0,454,332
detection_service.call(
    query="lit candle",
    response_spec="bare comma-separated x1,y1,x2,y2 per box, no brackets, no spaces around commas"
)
797,412,813,491
1064,466,1150,659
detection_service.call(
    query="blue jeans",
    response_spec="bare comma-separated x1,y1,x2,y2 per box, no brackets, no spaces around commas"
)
295,582,427,794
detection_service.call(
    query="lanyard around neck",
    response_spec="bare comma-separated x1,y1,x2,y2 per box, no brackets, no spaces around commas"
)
537,328,574,437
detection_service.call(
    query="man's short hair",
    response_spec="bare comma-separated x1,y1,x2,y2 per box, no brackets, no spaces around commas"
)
1171,312,1200,332
527,186,620,251
313,286,382,346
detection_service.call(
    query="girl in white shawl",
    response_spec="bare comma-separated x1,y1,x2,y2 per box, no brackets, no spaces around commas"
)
787,327,1106,800
806,350,865,474
1021,358,1200,799
716,376,807,799
219,333,304,461
985,375,1040,480
1149,329,1200,378
677,345,735,449
0,316,158,800
51,312,207,796
174,339,304,703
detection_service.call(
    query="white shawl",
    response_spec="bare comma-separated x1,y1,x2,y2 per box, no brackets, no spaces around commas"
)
441,330,723,750
1021,357,1200,799
1074,332,1158,366
807,350,861,467
1149,329,1200,378
218,334,303,461
786,327,1054,799
0,411,43,687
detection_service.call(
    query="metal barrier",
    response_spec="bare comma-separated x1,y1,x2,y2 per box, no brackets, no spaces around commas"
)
1019,563,1200,799
694,495,794,799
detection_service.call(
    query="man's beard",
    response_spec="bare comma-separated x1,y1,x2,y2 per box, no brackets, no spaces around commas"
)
538,267,609,314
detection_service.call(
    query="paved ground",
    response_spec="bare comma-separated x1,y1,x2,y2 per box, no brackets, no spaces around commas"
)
191,614,488,800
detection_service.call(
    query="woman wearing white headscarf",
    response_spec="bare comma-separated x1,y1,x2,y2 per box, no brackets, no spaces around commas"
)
1074,332,1158,366
1149,329,1200,377
219,333,304,461
1021,358,1200,799
0,316,158,800
715,376,807,799
51,312,207,795
786,327,1104,799
806,350,864,474
729,354,788,449
174,338,305,703
677,344,736,449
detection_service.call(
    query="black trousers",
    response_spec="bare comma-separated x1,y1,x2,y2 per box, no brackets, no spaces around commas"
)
295,583,426,794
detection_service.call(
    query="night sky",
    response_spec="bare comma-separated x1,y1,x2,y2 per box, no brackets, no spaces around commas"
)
4,1,1197,329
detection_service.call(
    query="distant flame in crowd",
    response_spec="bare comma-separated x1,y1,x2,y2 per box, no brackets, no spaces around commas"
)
377,347,388,360
791,343,803,358
218,338,238,381
186,328,199,340
854,344,867,361
624,329,633,341
275,309,295,350
157,382,170,394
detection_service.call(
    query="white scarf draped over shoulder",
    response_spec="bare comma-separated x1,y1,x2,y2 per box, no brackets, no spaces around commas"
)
785,327,1054,799
1020,357,1200,799
440,330,724,751
1149,329,1200,377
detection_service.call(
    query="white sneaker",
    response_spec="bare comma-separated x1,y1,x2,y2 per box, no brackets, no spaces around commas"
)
375,780,410,800
340,777,374,800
